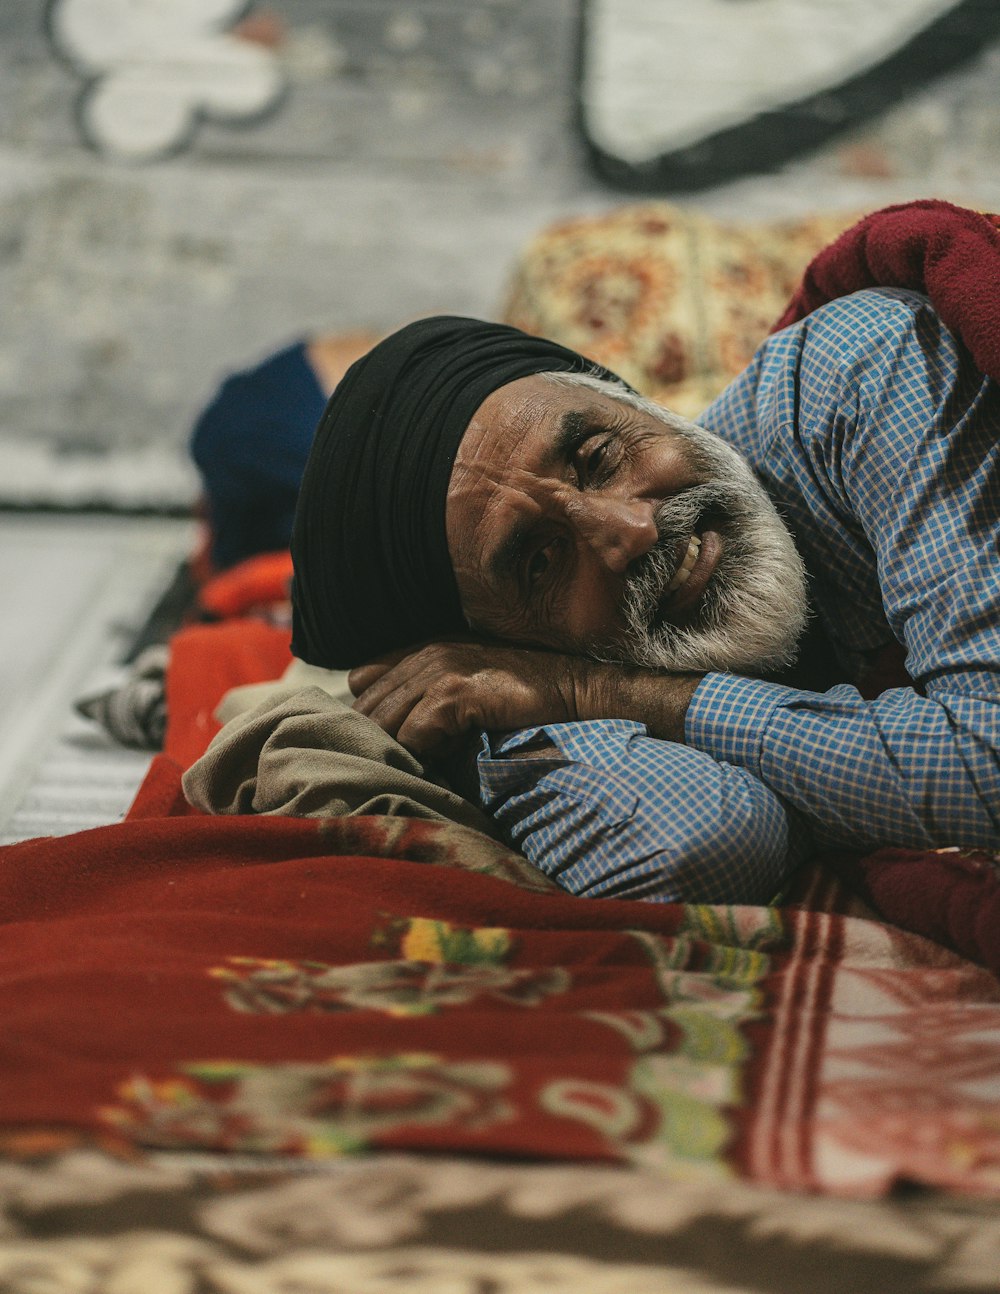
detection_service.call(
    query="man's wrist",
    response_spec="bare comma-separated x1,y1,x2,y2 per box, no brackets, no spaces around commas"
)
628,670,703,743
572,662,703,744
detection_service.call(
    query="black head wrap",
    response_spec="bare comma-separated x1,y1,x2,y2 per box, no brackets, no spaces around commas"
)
290,315,628,669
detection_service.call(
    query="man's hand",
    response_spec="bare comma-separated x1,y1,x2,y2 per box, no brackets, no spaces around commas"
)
348,641,702,758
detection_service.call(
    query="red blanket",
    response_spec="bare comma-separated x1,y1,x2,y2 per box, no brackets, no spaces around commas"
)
773,198,1000,379
1,618,999,1196
2,747,999,1194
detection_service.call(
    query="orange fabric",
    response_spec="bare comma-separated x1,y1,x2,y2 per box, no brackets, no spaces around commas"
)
197,550,293,620
163,620,293,770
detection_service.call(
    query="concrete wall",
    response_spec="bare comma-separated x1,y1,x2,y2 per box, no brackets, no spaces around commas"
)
3,0,1000,507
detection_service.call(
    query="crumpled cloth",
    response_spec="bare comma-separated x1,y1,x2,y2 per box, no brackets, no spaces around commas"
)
75,645,169,750
182,685,498,838
213,656,354,724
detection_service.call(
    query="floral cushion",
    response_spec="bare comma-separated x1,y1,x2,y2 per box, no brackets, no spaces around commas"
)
501,202,855,416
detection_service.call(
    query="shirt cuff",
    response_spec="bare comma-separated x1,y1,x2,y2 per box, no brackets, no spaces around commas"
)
685,672,793,776
477,720,647,804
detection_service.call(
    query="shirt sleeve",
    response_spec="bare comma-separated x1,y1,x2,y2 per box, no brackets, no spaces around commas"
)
476,720,811,904
687,674,999,850
692,288,1000,850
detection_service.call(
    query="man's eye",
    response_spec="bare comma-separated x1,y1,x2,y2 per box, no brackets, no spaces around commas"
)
577,437,613,484
526,545,552,586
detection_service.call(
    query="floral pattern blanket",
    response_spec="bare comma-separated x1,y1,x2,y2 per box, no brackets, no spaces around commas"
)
0,618,998,1202
5,792,1000,1197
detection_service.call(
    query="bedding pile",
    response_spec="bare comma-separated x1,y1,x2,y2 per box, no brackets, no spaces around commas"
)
0,616,997,1198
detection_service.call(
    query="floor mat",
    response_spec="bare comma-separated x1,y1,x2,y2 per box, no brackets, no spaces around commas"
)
0,514,196,843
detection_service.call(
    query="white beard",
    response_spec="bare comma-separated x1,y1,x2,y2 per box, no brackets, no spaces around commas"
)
598,415,809,676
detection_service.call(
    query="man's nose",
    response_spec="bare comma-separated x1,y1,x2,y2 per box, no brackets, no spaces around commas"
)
568,495,659,574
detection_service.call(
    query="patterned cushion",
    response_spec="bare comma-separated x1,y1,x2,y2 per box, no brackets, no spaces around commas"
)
501,203,855,416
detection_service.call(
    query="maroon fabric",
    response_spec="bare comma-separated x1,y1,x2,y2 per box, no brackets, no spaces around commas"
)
772,199,1000,381
848,848,1000,978
0,800,679,1148
1,759,998,1194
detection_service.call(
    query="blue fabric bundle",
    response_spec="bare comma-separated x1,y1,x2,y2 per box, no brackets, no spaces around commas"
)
190,342,326,570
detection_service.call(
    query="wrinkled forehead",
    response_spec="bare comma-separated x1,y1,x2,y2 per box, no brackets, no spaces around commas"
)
451,374,556,473
444,374,575,551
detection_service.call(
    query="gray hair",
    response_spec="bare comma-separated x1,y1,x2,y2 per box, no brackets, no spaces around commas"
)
540,368,682,427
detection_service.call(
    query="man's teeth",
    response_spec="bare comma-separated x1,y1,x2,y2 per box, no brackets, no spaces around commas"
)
667,534,702,592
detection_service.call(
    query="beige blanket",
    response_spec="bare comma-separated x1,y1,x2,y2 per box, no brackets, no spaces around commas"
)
182,685,497,837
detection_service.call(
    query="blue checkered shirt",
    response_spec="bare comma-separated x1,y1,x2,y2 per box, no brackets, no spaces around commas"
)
477,289,1000,902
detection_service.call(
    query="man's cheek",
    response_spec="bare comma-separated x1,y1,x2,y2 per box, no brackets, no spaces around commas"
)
556,589,626,650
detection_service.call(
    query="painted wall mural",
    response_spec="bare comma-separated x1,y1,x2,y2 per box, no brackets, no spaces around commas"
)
45,0,286,163
580,0,1000,190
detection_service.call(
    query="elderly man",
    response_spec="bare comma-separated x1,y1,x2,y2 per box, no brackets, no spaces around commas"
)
290,286,1000,904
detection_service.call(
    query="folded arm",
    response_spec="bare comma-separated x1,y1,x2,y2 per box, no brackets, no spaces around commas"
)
686,674,1000,851
476,720,808,904
693,287,1000,852
349,635,998,857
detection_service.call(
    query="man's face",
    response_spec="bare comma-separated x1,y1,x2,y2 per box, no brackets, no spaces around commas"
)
445,374,807,674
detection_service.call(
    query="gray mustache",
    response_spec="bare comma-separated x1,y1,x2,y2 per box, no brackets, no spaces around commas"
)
624,482,753,620
651,481,750,544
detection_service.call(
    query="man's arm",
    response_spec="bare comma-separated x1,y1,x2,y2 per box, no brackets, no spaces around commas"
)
685,673,999,851
349,647,801,903
475,720,808,904
350,647,809,900
347,640,700,753
689,287,1000,851
350,628,997,854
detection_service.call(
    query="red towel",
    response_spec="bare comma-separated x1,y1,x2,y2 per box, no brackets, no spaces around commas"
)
773,198,1000,381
